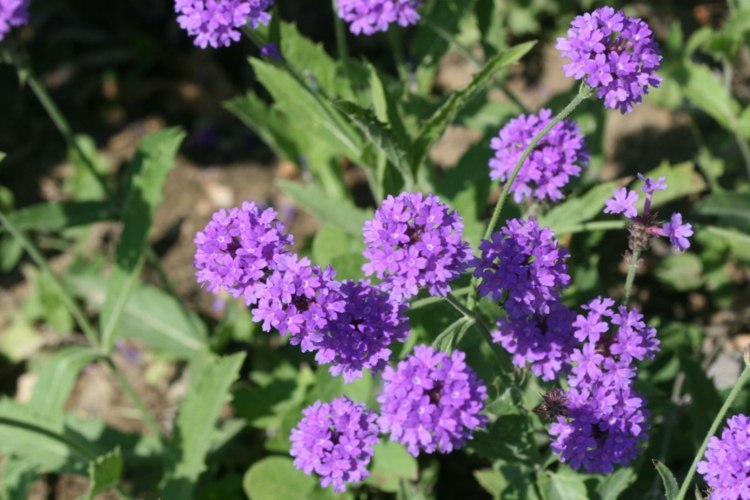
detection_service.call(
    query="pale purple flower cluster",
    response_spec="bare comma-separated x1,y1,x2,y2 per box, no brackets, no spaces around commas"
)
337,0,422,36
556,6,662,114
0,0,29,41
697,414,750,499
194,201,292,304
362,192,472,301
489,108,588,203
603,173,693,252
377,345,488,456
175,0,274,49
310,280,410,382
290,397,379,493
548,297,659,472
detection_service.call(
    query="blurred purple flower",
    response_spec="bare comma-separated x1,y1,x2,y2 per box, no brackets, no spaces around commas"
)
337,0,422,36
290,397,379,493
637,173,667,195
0,0,28,41
377,345,487,456
175,0,274,49
661,212,693,252
556,6,662,113
260,42,282,60
489,108,588,203
697,413,750,499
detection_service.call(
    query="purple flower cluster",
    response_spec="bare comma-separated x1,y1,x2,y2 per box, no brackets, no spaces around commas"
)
377,345,488,456
362,192,472,301
0,0,29,41
556,6,662,114
548,297,659,473
697,413,750,499
175,0,274,49
603,173,693,252
290,397,379,493
194,201,292,304
336,0,422,36
489,108,588,203
310,280,410,382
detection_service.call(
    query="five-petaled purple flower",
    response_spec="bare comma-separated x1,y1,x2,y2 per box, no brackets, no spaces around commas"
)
697,413,750,499
604,187,639,218
489,108,588,203
378,345,487,456
175,0,274,49
194,202,292,304
363,192,472,301
290,397,379,493
0,0,29,41
661,212,693,253
337,0,422,36
556,6,662,113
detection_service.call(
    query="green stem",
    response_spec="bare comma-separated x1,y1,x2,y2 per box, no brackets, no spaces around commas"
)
387,29,408,83
0,211,100,347
623,249,641,305
734,132,750,182
332,0,349,62
676,362,750,500
554,220,626,236
105,358,163,439
411,286,470,309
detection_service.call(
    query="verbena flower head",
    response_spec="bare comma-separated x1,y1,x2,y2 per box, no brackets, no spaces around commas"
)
489,108,588,203
175,0,274,49
337,0,422,36
0,0,29,41
252,254,345,350
377,345,488,456
475,218,570,315
556,6,662,114
290,397,379,493
194,202,292,304
493,300,577,381
363,192,472,301
697,413,750,499
311,280,410,383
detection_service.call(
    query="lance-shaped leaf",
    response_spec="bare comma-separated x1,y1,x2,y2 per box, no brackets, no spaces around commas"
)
4,201,117,232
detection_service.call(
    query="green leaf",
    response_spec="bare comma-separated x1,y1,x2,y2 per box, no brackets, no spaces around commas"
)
0,151,5,163
539,181,618,233
28,347,103,423
312,225,364,268
410,41,536,173
474,468,504,499
99,128,185,351
225,92,300,161
469,415,532,463
545,468,588,500
365,441,418,493
675,62,739,131
654,460,680,500
738,106,750,138
680,352,722,443
5,201,117,232
161,352,245,498
68,275,208,358
656,253,704,291
277,179,372,236
86,447,123,499
243,456,315,500
635,161,706,210
330,252,366,280
695,191,750,231
0,456,37,499
702,226,750,263
596,468,635,500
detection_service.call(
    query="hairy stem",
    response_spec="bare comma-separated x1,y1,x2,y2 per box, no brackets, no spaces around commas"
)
106,358,163,439
623,249,641,305
676,361,750,500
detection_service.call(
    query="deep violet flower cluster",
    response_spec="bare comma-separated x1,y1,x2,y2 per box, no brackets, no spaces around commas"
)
548,297,659,473
362,192,472,301
290,397,379,493
697,414,750,499
489,108,588,203
175,0,274,49
337,0,422,36
603,173,693,252
377,345,488,457
0,0,29,41
556,6,662,114
475,218,576,380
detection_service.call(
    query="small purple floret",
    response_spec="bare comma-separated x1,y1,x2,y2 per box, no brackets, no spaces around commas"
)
662,212,693,252
556,6,662,113
363,192,472,301
337,0,422,36
0,0,28,41
377,345,487,456
175,0,274,49
604,187,639,218
697,413,750,499
489,108,588,203
290,397,379,493
637,173,667,194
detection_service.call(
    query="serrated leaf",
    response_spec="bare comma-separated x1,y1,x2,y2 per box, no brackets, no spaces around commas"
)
4,201,116,232
28,347,102,423
675,62,739,131
87,447,122,499
243,456,315,500
695,191,750,231
410,41,536,173
545,469,587,500
99,128,185,351
68,275,207,358
539,181,618,232
161,352,245,498
654,460,680,500
225,92,300,160
596,468,635,500
703,226,750,263
277,179,372,236
365,441,418,493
